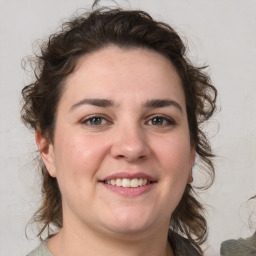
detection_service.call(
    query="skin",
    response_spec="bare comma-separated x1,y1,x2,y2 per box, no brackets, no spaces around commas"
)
37,46,195,256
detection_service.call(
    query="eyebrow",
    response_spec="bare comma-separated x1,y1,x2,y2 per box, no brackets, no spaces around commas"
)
70,98,117,111
70,98,183,113
144,99,183,113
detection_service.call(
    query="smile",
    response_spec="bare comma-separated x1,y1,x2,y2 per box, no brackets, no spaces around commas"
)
104,178,152,188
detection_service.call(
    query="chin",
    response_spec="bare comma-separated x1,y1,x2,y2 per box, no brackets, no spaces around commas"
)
107,222,152,237
101,207,156,235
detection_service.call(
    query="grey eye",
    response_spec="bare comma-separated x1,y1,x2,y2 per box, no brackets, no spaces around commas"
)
81,116,108,126
151,117,164,125
88,117,104,125
147,115,175,126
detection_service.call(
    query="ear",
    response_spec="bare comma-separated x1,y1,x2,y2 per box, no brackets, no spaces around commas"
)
35,129,56,177
187,147,196,184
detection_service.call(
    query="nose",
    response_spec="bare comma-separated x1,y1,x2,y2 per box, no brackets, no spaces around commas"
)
110,123,150,162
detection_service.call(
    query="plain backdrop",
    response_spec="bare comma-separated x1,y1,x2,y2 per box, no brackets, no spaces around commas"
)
0,0,255,255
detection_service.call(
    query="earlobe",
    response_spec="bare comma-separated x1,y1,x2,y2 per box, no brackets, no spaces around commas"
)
187,147,196,184
187,169,194,184
35,129,56,177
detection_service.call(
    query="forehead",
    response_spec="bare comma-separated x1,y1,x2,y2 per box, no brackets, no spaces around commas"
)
72,46,178,80
61,46,185,107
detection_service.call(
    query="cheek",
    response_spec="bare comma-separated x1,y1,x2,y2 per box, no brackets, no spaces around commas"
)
53,132,109,179
52,134,109,205
155,135,192,172
155,136,191,211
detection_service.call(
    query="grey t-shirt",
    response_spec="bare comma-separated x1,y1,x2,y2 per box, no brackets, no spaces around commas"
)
220,232,256,256
27,240,52,256
27,231,201,256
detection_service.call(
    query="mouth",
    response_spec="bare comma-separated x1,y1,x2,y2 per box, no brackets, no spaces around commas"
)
100,172,157,189
100,173,156,196
103,178,154,188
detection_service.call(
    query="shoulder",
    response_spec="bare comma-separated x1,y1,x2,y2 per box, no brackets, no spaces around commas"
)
26,240,52,256
168,230,202,256
220,232,256,256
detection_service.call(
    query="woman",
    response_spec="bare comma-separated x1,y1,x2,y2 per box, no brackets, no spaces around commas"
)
220,232,256,256
220,195,256,256
21,5,217,256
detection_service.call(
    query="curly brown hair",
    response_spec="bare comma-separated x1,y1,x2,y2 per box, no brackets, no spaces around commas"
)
21,7,217,253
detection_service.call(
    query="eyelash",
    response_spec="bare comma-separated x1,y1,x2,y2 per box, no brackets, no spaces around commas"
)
145,115,176,126
80,115,110,127
80,114,175,127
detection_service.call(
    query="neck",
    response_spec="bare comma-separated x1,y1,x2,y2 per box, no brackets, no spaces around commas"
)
47,221,174,256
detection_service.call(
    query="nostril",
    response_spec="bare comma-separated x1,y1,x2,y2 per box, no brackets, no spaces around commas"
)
113,152,147,163
110,129,150,162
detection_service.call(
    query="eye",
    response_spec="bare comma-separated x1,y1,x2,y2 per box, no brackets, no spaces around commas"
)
80,115,109,127
146,115,175,126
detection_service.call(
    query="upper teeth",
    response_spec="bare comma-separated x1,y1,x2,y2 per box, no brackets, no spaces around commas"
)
104,178,149,188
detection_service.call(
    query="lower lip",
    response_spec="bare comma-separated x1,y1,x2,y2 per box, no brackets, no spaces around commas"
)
101,182,155,197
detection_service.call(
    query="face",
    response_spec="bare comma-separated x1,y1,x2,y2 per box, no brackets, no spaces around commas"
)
38,46,195,238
